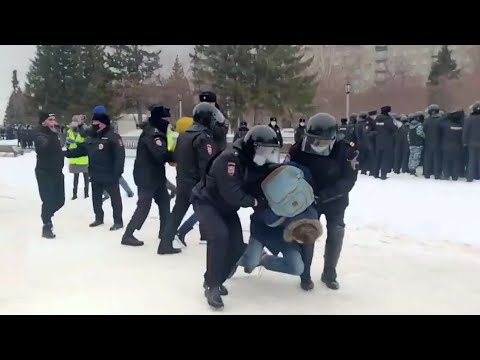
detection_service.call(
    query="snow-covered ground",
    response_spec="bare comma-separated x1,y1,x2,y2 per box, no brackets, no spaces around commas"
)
1,150,480,314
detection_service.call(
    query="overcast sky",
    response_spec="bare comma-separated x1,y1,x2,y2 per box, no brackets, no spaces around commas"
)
0,45,193,124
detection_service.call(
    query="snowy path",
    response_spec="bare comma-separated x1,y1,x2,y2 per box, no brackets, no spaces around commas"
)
1,153,480,314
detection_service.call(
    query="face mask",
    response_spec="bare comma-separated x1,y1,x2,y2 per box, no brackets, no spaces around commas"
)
271,121,277,127
253,154,267,166
91,124,101,132
300,122,305,127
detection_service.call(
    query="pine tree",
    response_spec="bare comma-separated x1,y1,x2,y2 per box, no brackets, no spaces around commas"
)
106,45,162,125
428,45,460,85
191,45,317,125
4,70,34,125
163,55,194,119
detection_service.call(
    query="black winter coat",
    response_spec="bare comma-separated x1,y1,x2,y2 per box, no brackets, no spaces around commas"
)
65,127,125,183
34,126,64,174
463,114,480,147
288,139,358,213
234,126,249,142
294,126,306,143
423,115,442,148
191,139,256,214
133,122,172,189
174,122,217,187
268,124,283,147
441,117,463,150
374,114,396,150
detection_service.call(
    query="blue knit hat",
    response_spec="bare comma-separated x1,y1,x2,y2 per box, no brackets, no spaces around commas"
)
93,105,106,114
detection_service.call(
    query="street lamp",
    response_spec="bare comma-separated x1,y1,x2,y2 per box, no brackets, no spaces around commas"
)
345,81,351,119
178,94,183,119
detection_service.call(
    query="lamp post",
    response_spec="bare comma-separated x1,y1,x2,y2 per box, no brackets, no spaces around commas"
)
177,94,183,119
345,81,351,119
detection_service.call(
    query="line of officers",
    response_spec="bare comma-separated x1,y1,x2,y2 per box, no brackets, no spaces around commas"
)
331,102,480,182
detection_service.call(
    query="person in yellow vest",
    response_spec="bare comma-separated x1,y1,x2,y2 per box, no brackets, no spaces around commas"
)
66,115,89,200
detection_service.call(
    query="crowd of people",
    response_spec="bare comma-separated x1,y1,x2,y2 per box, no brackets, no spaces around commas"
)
328,103,480,182
26,91,480,311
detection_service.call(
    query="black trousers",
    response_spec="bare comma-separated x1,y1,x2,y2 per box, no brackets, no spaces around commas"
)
73,172,89,195
393,144,409,173
92,181,123,225
467,146,480,181
442,147,463,180
127,183,170,236
423,144,442,178
163,182,207,243
36,170,65,225
193,201,245,288
301,208,345,282
375,146,394,177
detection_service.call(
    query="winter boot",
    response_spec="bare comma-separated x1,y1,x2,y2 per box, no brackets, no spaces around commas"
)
409,169,417,177
300,278,314,291
121,227,144,246
42,224,56,239
89,220,104,227
110,223,123,231
321,273,340,290
72,189,78,200
322,225,344,290
204,286,224,309
203,281,228,296
157,240,182,255
84,188,89,199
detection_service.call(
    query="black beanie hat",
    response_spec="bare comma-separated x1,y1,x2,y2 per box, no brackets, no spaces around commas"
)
92,112,111,126
39,111,55,124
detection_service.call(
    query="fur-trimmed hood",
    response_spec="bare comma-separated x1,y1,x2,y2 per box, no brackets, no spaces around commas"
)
284,218,323,244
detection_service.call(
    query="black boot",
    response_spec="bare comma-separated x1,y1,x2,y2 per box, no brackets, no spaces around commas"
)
204,286,224,309
84,188,89,199
322,225,344,290
321,273,340,290
72,190,78,200
42,224,56,239
121,227,144,246
175,232,187,247
157,240,181,255
300,278,314,291
89,220,104,227
203,281,228,296
110,223,123,231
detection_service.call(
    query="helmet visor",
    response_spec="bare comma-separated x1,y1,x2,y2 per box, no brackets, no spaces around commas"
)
301,133,335,156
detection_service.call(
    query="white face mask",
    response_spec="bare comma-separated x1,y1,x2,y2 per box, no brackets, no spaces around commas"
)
310,144,330,155
300,122,305,127
270,121,277,127
253,154,267,166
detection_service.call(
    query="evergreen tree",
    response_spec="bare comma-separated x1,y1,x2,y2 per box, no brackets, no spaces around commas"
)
428,45,460,85
191,45,316,125
4,70,35,125
106,45,162,125
163,55,194,119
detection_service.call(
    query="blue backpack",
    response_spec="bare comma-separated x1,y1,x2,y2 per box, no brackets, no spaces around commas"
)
261,164,315,218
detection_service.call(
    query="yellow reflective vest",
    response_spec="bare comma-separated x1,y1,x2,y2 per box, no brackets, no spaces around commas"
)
67,129,88,166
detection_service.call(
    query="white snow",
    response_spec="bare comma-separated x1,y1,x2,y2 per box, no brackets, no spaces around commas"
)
1,149,480,314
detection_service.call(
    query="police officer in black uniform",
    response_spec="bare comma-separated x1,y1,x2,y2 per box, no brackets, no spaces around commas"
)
423,104,443,179
338,118,348,139
34,112,65,238
294,118,307,143
373,106,396,179
393,114,410,174
64,112,125,230
287,113,358,291
355,112,369,174
346,114,357,144
122,106,175,249
234,121,249,142
158,102,223,253
440,110,464,181
268,117,283,148
192,126,278,309
464,102,480,182
200,91,229,152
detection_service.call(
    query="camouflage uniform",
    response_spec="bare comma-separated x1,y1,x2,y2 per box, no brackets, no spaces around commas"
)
408,119,425,172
